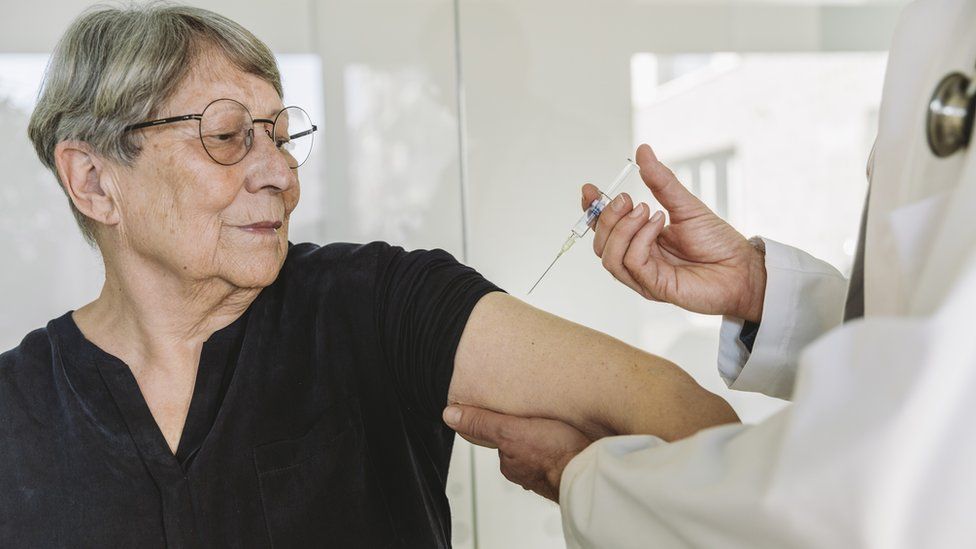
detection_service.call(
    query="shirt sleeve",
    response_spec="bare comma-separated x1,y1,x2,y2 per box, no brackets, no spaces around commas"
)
373,245,503,420
560,249,976,548
716,237,848,400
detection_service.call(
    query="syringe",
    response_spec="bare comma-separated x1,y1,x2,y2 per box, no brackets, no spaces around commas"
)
528,159,639,294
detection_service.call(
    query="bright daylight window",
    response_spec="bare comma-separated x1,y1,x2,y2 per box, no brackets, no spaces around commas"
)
631,52,886,276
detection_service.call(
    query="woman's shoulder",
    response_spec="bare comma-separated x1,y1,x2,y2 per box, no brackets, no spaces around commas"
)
271,241,468,309
1,323,55,374
269,241,396,305
281,241,461,284
280,241,391,286
0,321,59,413
285,241,399,268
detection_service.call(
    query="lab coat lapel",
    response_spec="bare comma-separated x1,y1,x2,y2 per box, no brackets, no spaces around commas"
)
911,149,976,314
905,0,976,314
865,0,976,316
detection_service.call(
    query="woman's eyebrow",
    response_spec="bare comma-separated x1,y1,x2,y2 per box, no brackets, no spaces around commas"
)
255,108,285,120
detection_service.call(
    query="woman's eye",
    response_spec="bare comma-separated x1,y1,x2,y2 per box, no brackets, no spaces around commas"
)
203,129,243,142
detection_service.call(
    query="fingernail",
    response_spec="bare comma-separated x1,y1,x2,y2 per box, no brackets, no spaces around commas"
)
611,194,627,212
443,406,461,427
628,203,645,218
650,210,664,223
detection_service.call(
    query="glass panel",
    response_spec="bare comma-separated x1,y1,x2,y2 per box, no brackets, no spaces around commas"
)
307,4,474,545
458,2,899,547
312,1,466,257
0,2,908,548
278,53,327,243
0,53,103,352
0,2,475,545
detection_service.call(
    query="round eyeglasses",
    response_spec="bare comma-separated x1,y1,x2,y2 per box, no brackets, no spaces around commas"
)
123,98,318,168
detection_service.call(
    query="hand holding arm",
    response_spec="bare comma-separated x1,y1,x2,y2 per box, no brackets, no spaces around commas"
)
443,405,591,502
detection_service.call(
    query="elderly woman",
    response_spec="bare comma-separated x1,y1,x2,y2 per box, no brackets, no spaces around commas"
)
1,4,737,547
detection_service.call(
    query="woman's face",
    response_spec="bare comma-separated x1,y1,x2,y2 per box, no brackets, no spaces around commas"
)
112,53,300,290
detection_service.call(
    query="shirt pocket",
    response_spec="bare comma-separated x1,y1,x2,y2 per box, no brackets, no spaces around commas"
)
886,189,950,294
253,414,397,548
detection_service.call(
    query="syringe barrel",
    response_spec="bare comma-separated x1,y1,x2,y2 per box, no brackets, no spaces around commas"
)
572,197,607,237
569,160,638,237
604,161,638,197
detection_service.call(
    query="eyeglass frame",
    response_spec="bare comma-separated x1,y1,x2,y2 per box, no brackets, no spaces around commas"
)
122,98,318,168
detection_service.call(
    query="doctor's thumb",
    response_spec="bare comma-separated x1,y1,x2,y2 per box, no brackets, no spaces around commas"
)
443,405,512,448
635,143,710,218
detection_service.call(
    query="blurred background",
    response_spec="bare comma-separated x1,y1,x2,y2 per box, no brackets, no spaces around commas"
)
0,0,907,547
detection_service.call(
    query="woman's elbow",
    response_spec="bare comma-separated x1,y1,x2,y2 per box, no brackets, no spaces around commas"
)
669,389,740,442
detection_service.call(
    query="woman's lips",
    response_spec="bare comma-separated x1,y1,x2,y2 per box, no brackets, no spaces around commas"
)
238,221,282,233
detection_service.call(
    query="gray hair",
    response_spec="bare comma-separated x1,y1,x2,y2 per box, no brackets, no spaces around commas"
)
27,2,283,245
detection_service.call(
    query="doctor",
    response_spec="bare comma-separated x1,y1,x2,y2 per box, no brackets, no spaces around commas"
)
443,0,976,546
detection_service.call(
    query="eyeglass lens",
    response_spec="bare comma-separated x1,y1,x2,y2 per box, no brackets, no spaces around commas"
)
199,99,315,168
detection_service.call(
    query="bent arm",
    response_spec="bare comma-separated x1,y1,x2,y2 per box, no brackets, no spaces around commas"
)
717,237,848,400
562,316,973,547
561,249,976,548
448,292,738,443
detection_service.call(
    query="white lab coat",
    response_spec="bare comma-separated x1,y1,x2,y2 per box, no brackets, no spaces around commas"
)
559,1,976,547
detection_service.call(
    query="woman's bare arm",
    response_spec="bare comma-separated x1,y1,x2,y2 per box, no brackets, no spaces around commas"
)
448,292,738,442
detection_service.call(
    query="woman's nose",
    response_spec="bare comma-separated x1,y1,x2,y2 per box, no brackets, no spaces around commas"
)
243,126,295,194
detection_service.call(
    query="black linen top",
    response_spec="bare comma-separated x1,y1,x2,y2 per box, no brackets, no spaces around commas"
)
0,241,501,548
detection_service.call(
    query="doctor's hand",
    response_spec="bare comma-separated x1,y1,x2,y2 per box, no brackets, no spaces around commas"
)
442,404,591,503
583,143,767,323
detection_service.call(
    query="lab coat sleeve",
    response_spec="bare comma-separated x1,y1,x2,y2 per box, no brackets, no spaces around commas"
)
717,237,848,400
560,252,976,549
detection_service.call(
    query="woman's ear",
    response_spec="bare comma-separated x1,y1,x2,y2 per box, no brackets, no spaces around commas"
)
53,141,121,228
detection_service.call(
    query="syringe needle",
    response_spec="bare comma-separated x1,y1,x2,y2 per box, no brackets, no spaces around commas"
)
528,234,578,294
528,159,635,294
528,251,563,294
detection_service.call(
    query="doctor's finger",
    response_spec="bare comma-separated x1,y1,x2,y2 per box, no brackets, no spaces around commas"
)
601,203,654,296
592,193,634,258
622,210,667,286
443,405,522,448
635,144,711,220
456,431,499,450
580,184,601,212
